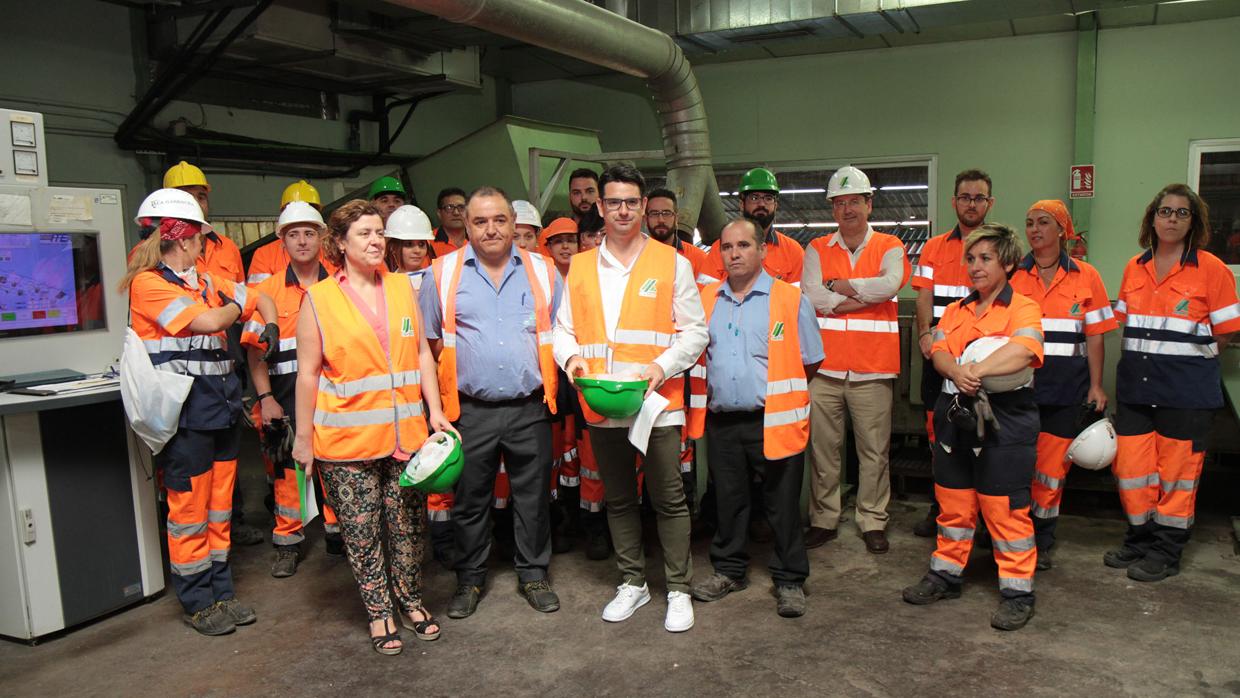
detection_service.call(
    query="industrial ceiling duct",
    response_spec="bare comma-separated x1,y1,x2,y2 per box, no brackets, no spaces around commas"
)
378,0,729,241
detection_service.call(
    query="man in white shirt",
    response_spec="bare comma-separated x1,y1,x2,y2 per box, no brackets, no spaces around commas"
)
554,164,708,633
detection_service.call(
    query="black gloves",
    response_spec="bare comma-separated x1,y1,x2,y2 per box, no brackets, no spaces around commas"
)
259,322,280,363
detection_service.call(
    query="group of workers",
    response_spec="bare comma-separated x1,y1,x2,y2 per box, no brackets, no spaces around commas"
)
120,155,1237,651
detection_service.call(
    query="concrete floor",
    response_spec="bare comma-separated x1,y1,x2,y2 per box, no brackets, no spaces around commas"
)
3,474,1240,697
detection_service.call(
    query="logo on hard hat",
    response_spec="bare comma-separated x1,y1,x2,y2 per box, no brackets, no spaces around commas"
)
841,177,850,188
639,278,658,298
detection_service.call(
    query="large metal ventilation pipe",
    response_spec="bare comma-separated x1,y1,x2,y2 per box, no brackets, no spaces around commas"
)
380,0,729,242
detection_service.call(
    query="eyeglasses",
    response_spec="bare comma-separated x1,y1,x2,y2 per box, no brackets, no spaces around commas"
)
602,198,642,211
581,230,605,238
1155,206,1192,220
440,204,465,214
955,195,992,205
647,210,676,219
743,193,777,204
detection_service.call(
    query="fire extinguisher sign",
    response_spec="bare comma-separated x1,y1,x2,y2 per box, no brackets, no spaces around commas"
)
1070,164,1095,199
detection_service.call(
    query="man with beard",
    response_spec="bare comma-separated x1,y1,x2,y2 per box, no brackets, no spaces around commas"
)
908,170,994,537
568,168,600,222
706,168,804,285
645,189,716,289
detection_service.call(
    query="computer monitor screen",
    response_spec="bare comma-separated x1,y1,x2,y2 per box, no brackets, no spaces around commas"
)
0,232,107,339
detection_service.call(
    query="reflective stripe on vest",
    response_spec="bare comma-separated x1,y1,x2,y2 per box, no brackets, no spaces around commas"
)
431,247,558,421
307,273,428,462
566,242,684,424
688,279,810,459
812,233,909,375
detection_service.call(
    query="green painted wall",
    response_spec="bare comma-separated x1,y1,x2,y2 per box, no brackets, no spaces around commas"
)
512,17,1240,291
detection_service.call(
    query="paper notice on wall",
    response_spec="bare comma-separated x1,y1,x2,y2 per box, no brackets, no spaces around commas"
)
0,193,33,225
47,194,93,224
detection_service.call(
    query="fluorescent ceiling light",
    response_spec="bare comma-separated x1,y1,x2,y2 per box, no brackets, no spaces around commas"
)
774,220,930,228
781,188,826,194
881,185,929,191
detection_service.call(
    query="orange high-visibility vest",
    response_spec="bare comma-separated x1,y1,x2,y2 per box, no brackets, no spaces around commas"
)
687,279,811,459
567,241,684,424
811,232,909,375
431,247,558,421
306,273,428,462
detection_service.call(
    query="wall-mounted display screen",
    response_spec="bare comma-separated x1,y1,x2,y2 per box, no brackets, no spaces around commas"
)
0,232,106,339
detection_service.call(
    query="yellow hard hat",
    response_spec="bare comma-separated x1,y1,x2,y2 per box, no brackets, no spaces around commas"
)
163,160,210,191
280,180,321,209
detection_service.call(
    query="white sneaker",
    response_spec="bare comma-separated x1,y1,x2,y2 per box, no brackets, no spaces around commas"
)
664,591,694,632
602,583,651,622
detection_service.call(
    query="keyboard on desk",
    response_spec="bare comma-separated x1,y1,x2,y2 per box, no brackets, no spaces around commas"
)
9,376,120,396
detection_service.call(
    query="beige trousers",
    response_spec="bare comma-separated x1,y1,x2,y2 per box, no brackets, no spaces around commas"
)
808,376,893,532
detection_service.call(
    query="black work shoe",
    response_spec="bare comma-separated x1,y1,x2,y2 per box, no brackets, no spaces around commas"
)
901,575,962,605
912,514,937,538
774,585,806,618
1126,558,1180,583
324,532,345,557
990,597,1035,631
1035,547,1053,571
271,548,299,578
690,572,749,602
518,579,561,613
804,526,838,549
184,603,236,636
447,585,482,619
232,522,265,546
1103,547,1143,569
216,598,257,626
585,528,611,561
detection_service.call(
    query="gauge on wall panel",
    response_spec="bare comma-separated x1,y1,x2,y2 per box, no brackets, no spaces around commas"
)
13,149,39,176
11,120,37,148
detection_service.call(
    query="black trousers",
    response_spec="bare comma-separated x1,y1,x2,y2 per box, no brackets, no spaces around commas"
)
706,410,809,586
452,394,553,586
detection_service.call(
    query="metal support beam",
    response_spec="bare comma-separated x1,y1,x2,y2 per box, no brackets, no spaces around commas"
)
528,147,664,214
1071,14,1098,245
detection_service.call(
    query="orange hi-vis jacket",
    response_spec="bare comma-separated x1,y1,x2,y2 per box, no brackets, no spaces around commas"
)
810,231,910,376
706,229,804,285
687,278,811,459
931,284,1046,394
305,273,428,462
246,239,336,285
241,264,328,410
431,246,558,421
676,240,719,289
910,226,971,327
567,241,685,424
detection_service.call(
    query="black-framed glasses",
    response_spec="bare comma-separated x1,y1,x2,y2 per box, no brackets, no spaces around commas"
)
743,193,777,204
954,194,992,205
647,210,676,219
602,198,642,211
1155,206,1192,220
440,204,465,213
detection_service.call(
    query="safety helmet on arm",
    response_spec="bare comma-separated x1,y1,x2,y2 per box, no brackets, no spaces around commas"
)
738,167,780,194
826,166,875,199
384,205,434,241
960,335,1033,393
368,175,406,200
281,180,321,210
163,161,210,192
276,201,325,235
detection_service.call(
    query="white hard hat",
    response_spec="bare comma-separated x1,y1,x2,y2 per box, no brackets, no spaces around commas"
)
135,188,211,231
513,199,542,229
1066,418,1117,470
277,200,325,235
960,335,1034,393
826,166,876,199
385,205,434,241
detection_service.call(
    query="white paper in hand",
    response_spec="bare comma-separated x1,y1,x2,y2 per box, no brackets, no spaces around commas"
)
627,391,670,455
297,463,320,525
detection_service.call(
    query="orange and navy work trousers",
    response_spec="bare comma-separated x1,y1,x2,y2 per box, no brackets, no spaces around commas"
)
253,406,339,547
1113,403,1209,566
927,392,1038,599
158,427,240,614
1031,404,1077,552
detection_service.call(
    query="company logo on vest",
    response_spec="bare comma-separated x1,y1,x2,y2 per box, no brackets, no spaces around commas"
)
770,321,786,341
638,278,658,298
401,316,415,337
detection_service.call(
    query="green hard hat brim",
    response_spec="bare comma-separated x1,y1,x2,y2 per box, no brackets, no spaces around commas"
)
369,177,407,199
574,376,649,419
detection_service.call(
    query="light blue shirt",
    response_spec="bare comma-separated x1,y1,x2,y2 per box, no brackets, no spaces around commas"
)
420,245,563,402
706,271,824,412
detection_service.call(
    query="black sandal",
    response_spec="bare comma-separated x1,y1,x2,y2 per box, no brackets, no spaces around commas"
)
402,604,442,641
370,618,403,655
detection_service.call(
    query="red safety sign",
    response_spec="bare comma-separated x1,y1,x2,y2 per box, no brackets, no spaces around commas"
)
1070,164,1095,199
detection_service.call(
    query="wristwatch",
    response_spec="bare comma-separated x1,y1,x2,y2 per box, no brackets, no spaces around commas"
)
826,279,835,292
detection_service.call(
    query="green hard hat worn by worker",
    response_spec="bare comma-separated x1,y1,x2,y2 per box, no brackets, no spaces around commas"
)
738,167,779,194
368,175,406,200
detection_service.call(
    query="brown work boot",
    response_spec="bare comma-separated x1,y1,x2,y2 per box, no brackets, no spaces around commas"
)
862,530,890,554
804,526,838,549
